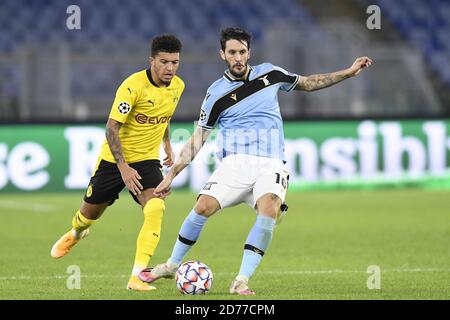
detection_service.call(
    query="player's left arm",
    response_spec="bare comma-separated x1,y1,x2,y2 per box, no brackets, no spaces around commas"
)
162,123,175,167
295,56,373,92
154,127,211,197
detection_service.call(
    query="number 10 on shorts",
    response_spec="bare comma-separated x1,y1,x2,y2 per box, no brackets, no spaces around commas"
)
275,173,288,190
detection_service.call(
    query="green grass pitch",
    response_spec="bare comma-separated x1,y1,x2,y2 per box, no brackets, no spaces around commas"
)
0,190,449,300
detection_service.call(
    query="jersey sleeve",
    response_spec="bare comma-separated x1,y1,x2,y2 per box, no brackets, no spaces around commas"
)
109,78,140,123
175,78,186,111
273,65,300,92
197,91,217,130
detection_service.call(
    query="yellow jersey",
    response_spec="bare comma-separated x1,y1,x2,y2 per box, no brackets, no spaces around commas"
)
98,69,184,163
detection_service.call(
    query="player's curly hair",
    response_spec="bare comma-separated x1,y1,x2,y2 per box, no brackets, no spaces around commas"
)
220,27,252,50
151,34,182,57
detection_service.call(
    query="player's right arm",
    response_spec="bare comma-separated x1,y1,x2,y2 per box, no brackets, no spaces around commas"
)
154,88,218,197
153,126,211,197
106,76,143,196
105,118,143,196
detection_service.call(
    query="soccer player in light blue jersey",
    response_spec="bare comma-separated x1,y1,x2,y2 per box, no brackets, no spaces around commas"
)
139,28,373,294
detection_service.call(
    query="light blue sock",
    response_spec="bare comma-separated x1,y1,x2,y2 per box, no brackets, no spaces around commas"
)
168,209,208,265
238,215,275,279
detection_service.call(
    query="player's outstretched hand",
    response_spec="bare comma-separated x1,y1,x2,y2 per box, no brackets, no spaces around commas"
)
118,163,143,195
349,56,373,76
154,175,173,198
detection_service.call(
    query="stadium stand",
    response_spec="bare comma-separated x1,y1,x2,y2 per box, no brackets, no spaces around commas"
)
360,0,450,85
0,0,313,52
0,0,447,121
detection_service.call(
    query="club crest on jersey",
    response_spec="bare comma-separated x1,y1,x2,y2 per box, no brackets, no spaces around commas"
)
172,90,179,104
118,102,131,114
259,75,270,86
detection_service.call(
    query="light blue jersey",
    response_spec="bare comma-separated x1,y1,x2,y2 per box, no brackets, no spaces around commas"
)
197,63,299,162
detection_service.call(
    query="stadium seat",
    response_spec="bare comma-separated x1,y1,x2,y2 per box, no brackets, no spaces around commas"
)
367,0,450,86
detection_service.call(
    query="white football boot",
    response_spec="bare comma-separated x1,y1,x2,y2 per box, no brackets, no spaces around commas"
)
138,260,178,283
229,275,255,295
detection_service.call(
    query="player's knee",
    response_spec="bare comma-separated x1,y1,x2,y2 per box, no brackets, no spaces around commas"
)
262,205,279,218
194,202,213,217
80,201,108,220
143,197,165,217
256,194,281,217
194,196,219,217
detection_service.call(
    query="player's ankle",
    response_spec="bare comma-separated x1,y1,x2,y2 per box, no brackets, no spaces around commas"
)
71,228,82,239
131,264,146,276
166,259,179,270
235,275,249,283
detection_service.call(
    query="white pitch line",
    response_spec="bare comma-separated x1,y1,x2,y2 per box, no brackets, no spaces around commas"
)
243,268,450,275
0,201,56,213
0,268,449,281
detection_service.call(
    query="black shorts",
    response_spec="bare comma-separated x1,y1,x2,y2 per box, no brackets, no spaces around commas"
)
83,159,163,205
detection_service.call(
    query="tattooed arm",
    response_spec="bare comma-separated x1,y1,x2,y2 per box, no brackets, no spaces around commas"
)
295,56,373,92
106,118,126,165
105,118,143,195
154,126,211,197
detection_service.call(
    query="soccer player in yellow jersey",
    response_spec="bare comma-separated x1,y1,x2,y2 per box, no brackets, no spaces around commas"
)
50,34,185,291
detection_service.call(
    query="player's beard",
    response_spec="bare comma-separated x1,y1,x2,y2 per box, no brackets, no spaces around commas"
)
227,61,248,79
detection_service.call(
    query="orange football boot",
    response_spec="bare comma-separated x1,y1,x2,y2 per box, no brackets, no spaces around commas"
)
127,276,157,291
50,229,90,258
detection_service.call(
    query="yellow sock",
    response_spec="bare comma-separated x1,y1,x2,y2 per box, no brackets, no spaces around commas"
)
132,198,165,275
71,210,96,238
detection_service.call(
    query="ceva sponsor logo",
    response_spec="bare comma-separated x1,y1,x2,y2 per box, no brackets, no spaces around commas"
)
135,114,172,125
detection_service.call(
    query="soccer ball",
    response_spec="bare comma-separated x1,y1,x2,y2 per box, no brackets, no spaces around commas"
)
175,260,213,295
